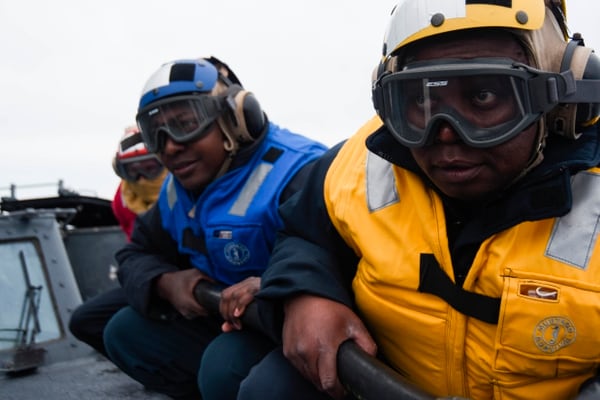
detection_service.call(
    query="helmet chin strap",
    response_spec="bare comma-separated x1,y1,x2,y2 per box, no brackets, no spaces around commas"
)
206,76,240,181
211,117,239,180
506,119,547,188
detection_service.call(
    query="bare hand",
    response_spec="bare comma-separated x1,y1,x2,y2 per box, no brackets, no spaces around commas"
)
282,295,377,399
156,269,213,319
220,276,260,332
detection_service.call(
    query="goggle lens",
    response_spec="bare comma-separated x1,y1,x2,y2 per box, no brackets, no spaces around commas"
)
377,59,551,148
137,95,224,152
116,155,164,182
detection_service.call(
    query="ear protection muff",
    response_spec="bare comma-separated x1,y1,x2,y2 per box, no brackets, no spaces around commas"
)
201,56,266,145
111,155,119,177
371,57,396,122
371,62,385,118
210,83,267,180
546,35,600,138
218,84,266,145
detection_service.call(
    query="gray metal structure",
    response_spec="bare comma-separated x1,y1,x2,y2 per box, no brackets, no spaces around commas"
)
0,193,167,399
0,209,90,369
0,190,452,400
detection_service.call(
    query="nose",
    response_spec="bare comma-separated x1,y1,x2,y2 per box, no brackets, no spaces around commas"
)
433,121,461,144
161,135,185,155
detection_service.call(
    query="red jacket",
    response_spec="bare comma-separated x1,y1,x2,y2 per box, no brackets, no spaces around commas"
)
111,183,137,241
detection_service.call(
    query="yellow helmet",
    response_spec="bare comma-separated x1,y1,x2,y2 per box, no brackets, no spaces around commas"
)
383,0,546,59
374,0,600,139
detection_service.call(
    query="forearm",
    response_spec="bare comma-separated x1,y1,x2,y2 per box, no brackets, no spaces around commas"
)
257,230,357,341
259,235,355,305
255,144,359,340
115,204,188,317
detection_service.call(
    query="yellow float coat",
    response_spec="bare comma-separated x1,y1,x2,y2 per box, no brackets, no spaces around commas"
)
324,117,600,399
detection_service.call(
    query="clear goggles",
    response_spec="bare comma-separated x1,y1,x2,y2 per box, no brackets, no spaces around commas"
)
115,153,164,182
374,58,573,148
136,94,224,153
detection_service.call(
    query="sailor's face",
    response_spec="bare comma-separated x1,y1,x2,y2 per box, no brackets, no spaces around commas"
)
408,32,538,201
155,102,228,193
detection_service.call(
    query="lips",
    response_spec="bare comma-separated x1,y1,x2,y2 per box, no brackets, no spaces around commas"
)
169,159,197,176
433,160,483,183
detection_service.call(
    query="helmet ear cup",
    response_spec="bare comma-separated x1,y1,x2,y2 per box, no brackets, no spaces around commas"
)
371,59,393,122
575,51,600,128
112,155,119,177
241,92,265,138
221,84,266,143
547,41,600,138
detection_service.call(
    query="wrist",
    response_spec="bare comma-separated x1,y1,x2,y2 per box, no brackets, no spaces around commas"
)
154,272,173,300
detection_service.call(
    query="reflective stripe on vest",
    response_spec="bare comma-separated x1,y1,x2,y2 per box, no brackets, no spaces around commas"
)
546,171,600,270
229,161,274,217
167,175,177,209
366,151,399,212
363,156,600,323
165,148,283,218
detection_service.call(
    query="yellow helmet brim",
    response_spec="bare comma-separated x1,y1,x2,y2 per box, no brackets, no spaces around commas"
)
384,0,546,58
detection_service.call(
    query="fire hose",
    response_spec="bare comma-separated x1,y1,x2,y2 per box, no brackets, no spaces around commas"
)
194,280,599,399
193,280,438,400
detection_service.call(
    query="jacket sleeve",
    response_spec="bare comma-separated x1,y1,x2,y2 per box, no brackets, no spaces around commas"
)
115,202,191,319
111,182,137,240
256,142,359,341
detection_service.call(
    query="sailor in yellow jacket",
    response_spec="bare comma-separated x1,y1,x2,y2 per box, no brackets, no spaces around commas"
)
237,1,600,399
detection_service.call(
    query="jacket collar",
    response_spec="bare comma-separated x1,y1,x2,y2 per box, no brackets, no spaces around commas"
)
365,124,600,233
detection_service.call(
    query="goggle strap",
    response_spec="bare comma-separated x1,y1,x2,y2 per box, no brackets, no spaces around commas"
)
530,70,600,111
120,132,143,151
203,96,226,121
528,70,575,113
563,79,600,103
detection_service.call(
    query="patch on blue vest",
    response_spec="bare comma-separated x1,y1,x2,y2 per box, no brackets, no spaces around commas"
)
224,242,250,265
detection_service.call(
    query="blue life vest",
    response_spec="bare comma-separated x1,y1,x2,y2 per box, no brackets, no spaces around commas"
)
158,123,326,285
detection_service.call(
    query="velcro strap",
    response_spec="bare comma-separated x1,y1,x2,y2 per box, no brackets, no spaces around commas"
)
182,228,207,254
262,146,283,163
418,253,500,324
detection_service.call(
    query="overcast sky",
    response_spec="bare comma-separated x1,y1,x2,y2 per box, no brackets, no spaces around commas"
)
0,0,596,200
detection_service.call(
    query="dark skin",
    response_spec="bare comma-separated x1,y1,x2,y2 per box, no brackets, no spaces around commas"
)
409,33,538,201
157,121,228,195
281,32,539,399
152,103,260,330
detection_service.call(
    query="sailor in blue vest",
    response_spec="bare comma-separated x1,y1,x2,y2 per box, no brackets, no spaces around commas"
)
102,56,327,400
